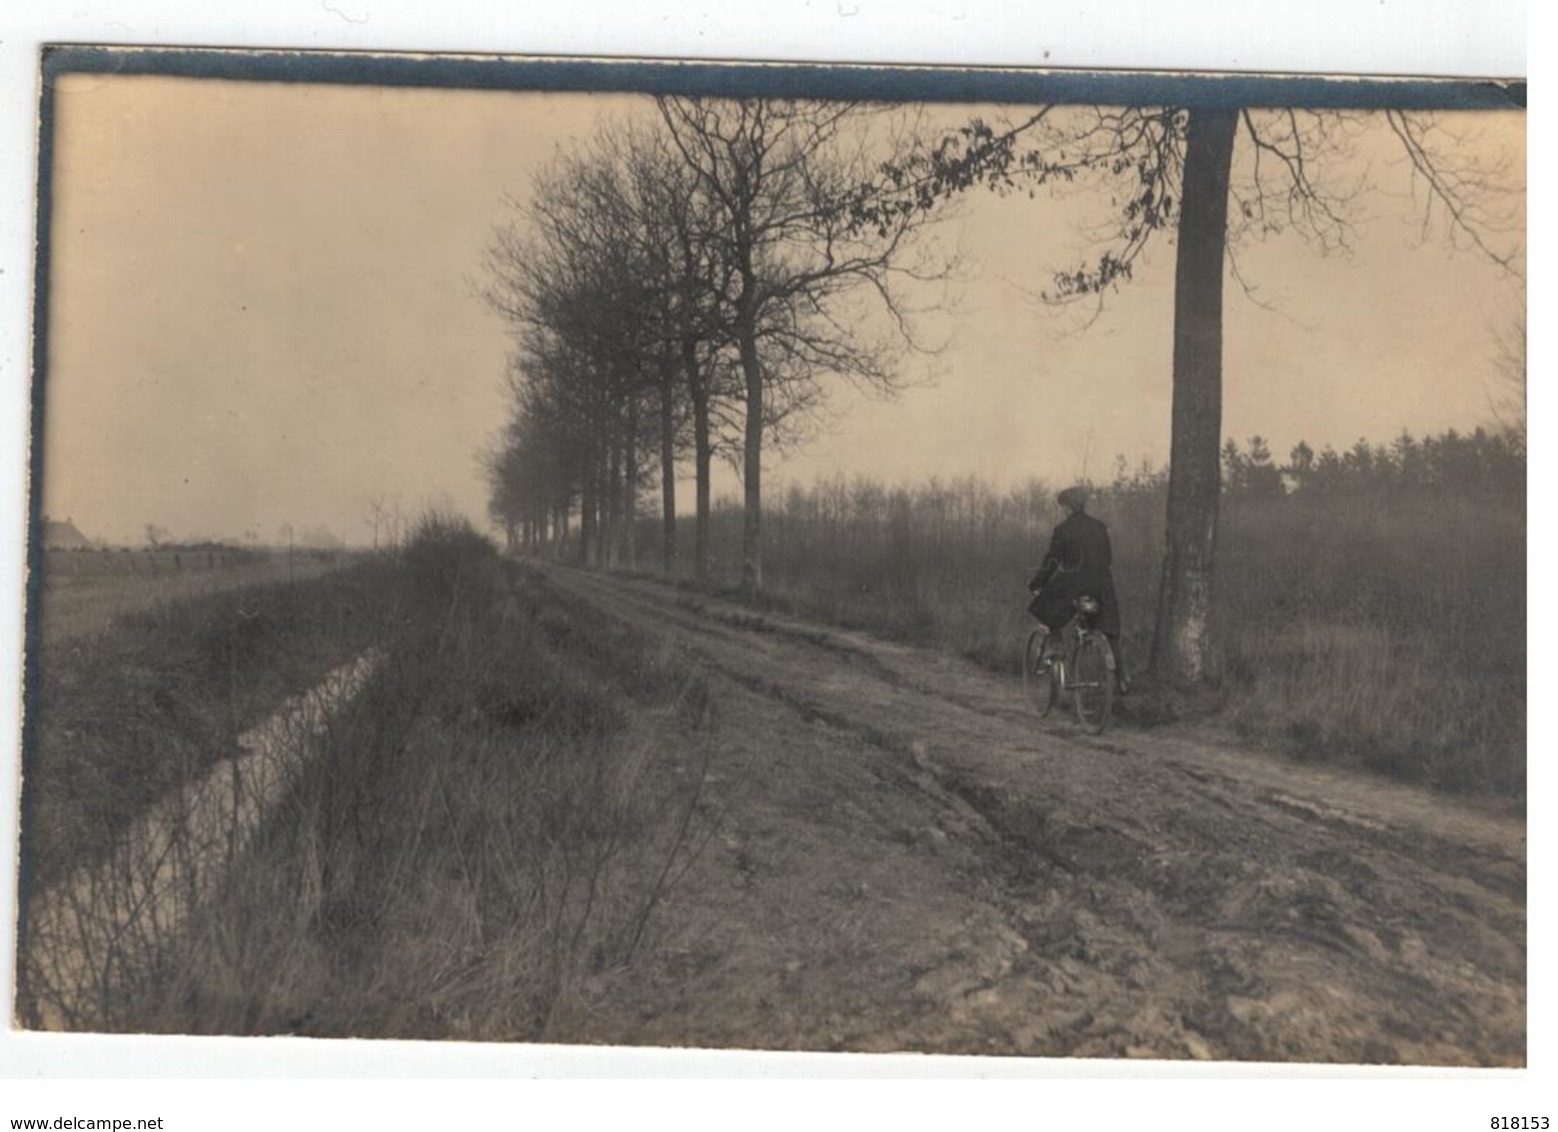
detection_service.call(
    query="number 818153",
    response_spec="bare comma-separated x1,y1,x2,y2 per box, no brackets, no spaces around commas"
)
1492,1119,1549,1129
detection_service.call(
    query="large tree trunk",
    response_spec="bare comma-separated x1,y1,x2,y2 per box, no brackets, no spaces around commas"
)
624,393,639,570
604,437,621,567
659,357,678,576
684,338,713,582
1150,107,1238,689
737,324,763,592
580,460,598,567
694,406,712,580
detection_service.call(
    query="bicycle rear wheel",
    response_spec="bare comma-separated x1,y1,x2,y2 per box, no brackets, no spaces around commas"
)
1072,632,1114,734
1023,629,1058,717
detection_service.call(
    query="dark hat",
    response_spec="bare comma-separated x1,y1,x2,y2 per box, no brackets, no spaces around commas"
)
1057,485,1088,511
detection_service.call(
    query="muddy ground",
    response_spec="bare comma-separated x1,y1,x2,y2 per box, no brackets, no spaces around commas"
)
533,564,1524,1065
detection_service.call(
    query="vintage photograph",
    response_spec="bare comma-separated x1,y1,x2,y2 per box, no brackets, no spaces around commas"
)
15,49,1525,1064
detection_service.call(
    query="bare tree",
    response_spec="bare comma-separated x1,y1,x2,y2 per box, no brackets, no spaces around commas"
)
486,142,666,569
1486,305,1526,451
656,96,953,590
363,496,387,551
620,124,744,579
482,437,527,550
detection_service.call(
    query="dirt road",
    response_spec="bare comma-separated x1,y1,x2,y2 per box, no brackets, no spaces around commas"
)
538,564,1525,1065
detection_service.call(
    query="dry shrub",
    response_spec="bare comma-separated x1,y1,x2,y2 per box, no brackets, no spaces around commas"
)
658,473,1522,797
90,521,717,1038
23,557,397,893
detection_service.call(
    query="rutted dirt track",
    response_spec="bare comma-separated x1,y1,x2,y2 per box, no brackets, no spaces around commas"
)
538,563,1525,1064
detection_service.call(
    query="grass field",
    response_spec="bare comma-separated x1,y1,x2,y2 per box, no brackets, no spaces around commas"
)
18,520,718,1036
634,474,1525,798
24,553,395,895
34,548,352,643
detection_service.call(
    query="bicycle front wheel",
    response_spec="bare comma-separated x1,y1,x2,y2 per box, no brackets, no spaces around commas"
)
1072,633,1114,734
1023,629,1058,717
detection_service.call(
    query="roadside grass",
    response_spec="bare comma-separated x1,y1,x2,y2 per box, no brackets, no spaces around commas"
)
633,477,1523,797
1215,495,1524,796
66,516,718,1038
23,556,398,895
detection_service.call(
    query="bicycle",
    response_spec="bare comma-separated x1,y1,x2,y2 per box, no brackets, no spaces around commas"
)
1023,592,1115,734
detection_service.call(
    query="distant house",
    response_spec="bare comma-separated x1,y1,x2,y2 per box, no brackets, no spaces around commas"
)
299,524,345,550
41,516,94,550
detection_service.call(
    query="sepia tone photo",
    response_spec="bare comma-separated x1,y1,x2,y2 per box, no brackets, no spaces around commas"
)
15,49,1525,1065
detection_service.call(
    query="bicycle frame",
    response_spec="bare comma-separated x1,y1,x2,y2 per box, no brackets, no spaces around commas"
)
1033,594,1086,657
1024,592,1114,732
1041,621,1109,693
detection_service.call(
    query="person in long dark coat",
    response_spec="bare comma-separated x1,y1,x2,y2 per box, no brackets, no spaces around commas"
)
1027,486,1129,693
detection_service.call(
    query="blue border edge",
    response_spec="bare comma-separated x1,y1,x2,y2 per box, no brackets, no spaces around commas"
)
39,46,1525,109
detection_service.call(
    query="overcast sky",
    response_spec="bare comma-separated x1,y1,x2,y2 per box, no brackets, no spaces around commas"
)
40,74,1524,546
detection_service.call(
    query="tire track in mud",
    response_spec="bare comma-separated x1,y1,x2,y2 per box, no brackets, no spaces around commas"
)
563,567,1522,881
540,563,1525,1065
649,574,1523,871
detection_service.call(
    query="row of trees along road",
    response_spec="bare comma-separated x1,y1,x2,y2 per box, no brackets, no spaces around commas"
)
485,95,1521,691
483,101,952,591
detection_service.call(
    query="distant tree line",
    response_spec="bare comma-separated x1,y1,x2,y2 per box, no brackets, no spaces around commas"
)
1218,425,1525,502
1088,423,1525,507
